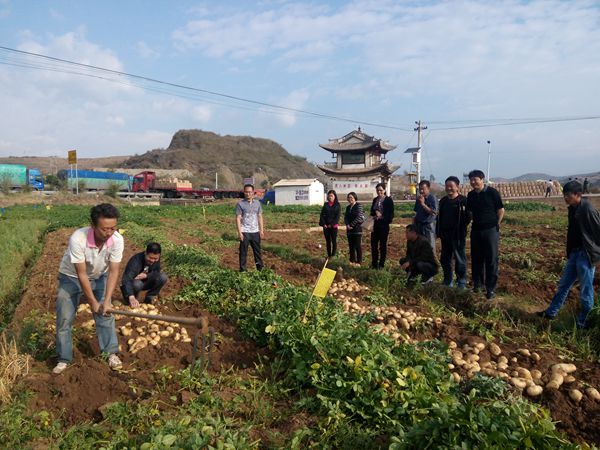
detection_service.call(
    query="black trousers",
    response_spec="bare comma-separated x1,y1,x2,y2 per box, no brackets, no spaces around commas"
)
470,227,499,292
120,271,168,304
409,261,438,280
323,227,338,257
239,232,263,271
440,231,467,287
347,233,362,263
371,223,390,268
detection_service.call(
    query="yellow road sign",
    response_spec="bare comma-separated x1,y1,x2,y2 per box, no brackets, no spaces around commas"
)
68,150,77,165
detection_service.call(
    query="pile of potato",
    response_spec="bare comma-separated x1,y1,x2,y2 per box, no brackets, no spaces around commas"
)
329,278,369,296
117,304,192,354
448,339,600,402
328,279,442,344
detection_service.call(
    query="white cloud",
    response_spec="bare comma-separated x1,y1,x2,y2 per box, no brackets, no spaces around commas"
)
272,89,310,127
106,115,125,126
191,104,212,122
134,40,160,59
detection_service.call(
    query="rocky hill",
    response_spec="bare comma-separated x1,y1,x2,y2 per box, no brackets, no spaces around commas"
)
121,129,323,188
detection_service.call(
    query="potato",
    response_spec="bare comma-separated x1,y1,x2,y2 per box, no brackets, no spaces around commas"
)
526,385,543,397
585,387,600,401
531,352,541,362
517,368,532,380
498,356,508,365
551,363,576,374
175,333,181,341
497,362,509,371
546,374,564,390
448,341,457,349
127,338,135,345
489,343,502,356
182,337,192,343
159,330,170,337
517,349,531,357
531,370,542,380
569,389,583,402
150,332,157,338
510,357,518,363
510,378,527,389
452,372,461,383
399,318,410,331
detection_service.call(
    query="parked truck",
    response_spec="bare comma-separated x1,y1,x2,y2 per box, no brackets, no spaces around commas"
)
57,169,130,191
131,171,250,199
0,164,44,190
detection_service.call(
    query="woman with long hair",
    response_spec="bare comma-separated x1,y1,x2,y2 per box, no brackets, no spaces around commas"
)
319,189,341,257
344,192,365,266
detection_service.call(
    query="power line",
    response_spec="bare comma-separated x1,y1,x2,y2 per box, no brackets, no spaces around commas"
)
0,45,413,132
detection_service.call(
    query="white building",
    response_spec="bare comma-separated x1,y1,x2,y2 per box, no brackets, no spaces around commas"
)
271,179,325,206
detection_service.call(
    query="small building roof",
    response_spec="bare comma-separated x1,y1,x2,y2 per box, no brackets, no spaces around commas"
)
319,128,396,154
272,178,322,188
404,147,421,154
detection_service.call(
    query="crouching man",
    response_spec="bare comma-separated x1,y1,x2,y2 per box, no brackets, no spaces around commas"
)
120,242,168,307
399,224,439,284
537,181,600,329
53,203,124,374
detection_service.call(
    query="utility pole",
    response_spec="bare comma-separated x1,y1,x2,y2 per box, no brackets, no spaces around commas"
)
414,120,427,183
486,140,492,184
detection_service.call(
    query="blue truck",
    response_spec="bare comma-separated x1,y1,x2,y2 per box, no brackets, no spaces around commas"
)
0,164,44,190
57,169,131,191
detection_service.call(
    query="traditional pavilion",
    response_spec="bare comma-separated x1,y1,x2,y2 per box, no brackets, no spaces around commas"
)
317,127,399,198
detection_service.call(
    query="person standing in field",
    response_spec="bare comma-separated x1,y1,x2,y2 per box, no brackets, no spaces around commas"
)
537,180,600,329
236,184,264,272
319,189,341,258
370,182,394,269
344,192,365,267
545,180,553,198
437,176,471,288
583,177,590,194
466,170,504,300
413,179,438,251
53,203,124,374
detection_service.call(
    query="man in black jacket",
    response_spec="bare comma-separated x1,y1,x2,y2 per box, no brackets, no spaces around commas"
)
370,182,394,269
400,224,438,283
120,242,168,307
437,176,471,288
538,181,600,328
466,170,504,300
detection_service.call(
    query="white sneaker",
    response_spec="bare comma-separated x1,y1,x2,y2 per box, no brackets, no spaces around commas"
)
421,277,434,285
108,354,122,370
53,362,68,374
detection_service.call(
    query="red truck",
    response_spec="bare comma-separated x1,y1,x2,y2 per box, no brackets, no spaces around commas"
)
132,171,249,199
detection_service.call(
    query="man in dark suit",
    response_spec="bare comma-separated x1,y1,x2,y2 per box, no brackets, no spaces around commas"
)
120,242,168,307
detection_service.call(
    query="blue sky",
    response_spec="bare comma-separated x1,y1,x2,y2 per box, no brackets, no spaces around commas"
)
1,0,599,179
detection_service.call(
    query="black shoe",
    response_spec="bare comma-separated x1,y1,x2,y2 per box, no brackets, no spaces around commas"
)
473,286,482,294
535,310,555,320
486,291,496,300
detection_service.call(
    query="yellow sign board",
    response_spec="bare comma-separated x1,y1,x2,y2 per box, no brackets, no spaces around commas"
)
312,268,337,298
68,150,77,165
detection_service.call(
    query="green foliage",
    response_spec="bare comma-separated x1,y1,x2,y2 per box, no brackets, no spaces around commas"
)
105,182,121,199
0,392,60,447
504,201,554,212
17,311,54,361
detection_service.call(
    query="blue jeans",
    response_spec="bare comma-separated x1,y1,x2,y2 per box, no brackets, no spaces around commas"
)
55,273,119,363
546,250,596,327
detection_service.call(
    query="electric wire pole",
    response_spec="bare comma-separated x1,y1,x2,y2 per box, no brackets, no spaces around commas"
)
414,121,427,183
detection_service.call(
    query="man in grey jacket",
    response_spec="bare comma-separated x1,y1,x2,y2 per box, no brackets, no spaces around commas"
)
538,180,600,328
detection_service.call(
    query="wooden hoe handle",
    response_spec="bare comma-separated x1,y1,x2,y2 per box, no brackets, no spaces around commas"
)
106,308,209,334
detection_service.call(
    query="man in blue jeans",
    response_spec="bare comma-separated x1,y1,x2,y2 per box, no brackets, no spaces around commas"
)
53,203,124,374
537,181,600,329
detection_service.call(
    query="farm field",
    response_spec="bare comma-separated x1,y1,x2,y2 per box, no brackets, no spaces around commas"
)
1,199,600,449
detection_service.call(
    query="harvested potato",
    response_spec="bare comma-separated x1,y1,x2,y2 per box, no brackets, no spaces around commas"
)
551,363,576,374
585,387,600,401
526,385,543,397
569,389,583,402
489,343,502,356
510,378,527,389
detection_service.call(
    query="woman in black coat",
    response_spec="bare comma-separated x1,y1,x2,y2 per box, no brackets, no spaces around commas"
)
370,183,395,269
344,192,365,266
319,190,341,257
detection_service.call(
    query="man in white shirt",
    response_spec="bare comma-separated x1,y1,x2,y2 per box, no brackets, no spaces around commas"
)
53,203,124,374
236,184,265,271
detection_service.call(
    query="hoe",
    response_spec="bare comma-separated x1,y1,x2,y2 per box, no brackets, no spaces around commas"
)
106,307,215,375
